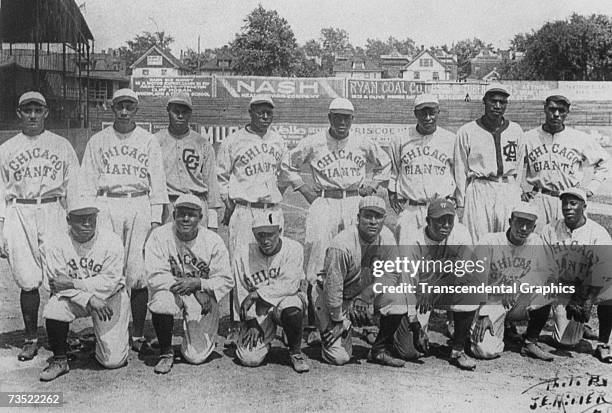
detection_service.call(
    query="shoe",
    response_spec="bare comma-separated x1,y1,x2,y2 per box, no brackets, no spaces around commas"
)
521,341,554,361
289,352,310,373
131,338,154,355
371,350,406,368
410,322,430,355
40,357,69,381
504,322,523,343
450,350,476,371
306,330,321,347
18,340,38,361
154,353,174,374
584,325,599,340
594,344,612,363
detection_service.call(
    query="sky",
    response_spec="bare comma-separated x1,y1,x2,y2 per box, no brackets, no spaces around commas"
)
81,0,612,55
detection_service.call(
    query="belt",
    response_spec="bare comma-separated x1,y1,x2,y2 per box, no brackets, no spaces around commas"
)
169,191,207,202
234,199,277,209
12,196,60,205
97,190,148,198
474,175,516,183
533,186,560,197
316,189,359,199
407,199,427,206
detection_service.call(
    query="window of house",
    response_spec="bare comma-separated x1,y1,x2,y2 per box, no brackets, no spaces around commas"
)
142,69,149,75
433,72,439,81
419,58,433,67
413,71,420,80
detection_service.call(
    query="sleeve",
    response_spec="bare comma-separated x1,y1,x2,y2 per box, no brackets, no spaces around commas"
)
322,247,349,322
388,136,401,194
281,138,310,189
145,231,176,293
200,237,234,302
582,135,610,193
79,137,101,198
216,138,232,199
257,242,304,307
202,141,222,209
586,230,612,288
63,144,81,206
72,242,125,305
0,151,8,220
365,138,391,188
147,137,169,213
453,128,469,208
277,140,305,190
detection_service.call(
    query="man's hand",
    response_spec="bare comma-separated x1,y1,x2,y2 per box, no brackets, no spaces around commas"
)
586,189,594,198
297,184,318,205
502,292,518,310
87,296,113,322
0,233,8,259
49,274,75,293
170,277,201,295
221,198,236,226
416,293,433,314
241,322,263,350
196,291,216,315
240,291,260,321
472,315,494,343
521,191,536,202
388,190,405,215
359,184,378,197
348,297,371,327
322,320,345,347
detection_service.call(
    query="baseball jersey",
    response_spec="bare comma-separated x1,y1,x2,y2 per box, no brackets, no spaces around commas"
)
40,227,125,308
0,131,79,219
154,128,221,208
217,127,301,203
232,237,304,311
322,225,396,321
285,130,391,191
145,222,233,302
389,125,456,202
454,118,526,207
524,126,610,193
80,126,168,220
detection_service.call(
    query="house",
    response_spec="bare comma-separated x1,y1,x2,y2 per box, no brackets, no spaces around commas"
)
431,49,458,81
197,54,235,76
130,45,189,77
379,50,411,78
332,58,382,79
400,50,453,81
469,48,503,80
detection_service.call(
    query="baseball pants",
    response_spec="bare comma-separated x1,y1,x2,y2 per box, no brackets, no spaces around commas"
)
236,294,305,367
4,201,66,291
163,196,217,229
529,192,561,233
463,178,522,242
43,288,129,368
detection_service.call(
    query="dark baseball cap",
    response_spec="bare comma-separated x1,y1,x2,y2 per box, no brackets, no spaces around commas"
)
427,198,455,218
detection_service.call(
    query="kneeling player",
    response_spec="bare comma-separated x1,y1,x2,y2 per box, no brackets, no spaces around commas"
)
232,210,309,373
40,196,128,381
146,194,233,374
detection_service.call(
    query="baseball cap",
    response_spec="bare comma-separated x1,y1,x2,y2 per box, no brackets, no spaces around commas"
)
174,193,202,211
511,202,538,222
249,95,275,108
167,93,193,110
560,187,587,202
414,94,439,110
329,98,354,115
359,196,386,215
427,198,455,219
545,93,571,107
18,91,47,107
252,210,283,234
112,88,139,104
67,195,99,216
484,83,510,98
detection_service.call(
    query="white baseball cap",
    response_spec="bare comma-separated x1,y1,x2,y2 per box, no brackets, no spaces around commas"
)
359,196,386,215
560,187,587,202
329,98,354,115
414,94,439,110
19,91,47,107
484,83,510,97
112,88,139,104
249,95,275,108
511,202,538,222
252,210,283,234
67,195,99,216
167,93,193,110
174,193,203,210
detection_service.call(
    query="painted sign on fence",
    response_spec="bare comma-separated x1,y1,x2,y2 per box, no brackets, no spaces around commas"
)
215,76,345,99
347,79,429,99
132,77,213,97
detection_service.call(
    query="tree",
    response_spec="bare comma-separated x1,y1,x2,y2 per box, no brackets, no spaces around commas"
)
118,31,175,69
318,27,353,75
447,38,492,79
365,36,416,59
230,5,299,76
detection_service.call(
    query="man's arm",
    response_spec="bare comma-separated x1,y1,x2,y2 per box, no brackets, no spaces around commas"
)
453,130,468,209
199,236,234,302
322,247,349,322
147,138,169,224
583,134,610,195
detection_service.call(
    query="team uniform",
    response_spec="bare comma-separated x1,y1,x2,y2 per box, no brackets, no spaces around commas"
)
389,125,457,239
524,126,610,231
232,237,306,366
41,227,128,367
155,127,221,228
454,119,525,242
286,130,391,283
0,130,79,290
80,125,168,289
146,223,233,364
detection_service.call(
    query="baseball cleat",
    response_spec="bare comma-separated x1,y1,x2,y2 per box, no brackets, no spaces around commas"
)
521,342,554,361
289,352,310,373
450,350,476,371
306,330,322,347
594,344,612,363
18,340,38,361
583,325,599,341
154,353,174,374
504,322,523,343
371,350,406,368
40,357,69,381
131,338,154,355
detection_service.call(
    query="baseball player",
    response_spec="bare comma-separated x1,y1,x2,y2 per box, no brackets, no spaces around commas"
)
80,88,168,354
315,196,396,366
39,195,129,381
470,203,555,361
232,209,310,373
454,84,526,242
0,91,79,361
388,94,457,239
522,93,610,231
154,93,221,229
146,194,233,374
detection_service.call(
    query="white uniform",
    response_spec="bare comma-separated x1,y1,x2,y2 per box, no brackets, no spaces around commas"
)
154,128,221,228
41,228,129,368
146,223,233,364
454,119,526,242
524,126,610,231
389,125,457,238
80,126,168,289
232,237,306,366
0,131,79,290
286,130,391,283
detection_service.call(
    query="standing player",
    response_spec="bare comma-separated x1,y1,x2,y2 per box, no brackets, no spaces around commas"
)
39,196,128,381
232,209,310,373
146,194,233,374
388,94,457,239
80,88,168,354
454,84,525,242
154,93,221,229
0,91,79,361
522,93,609,231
